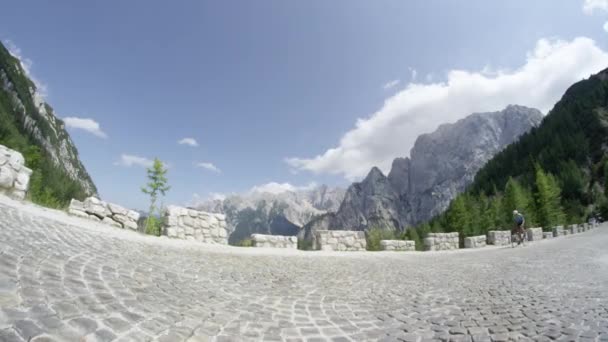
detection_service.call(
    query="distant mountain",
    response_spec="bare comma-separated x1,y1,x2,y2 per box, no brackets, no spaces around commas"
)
303,105,543,239
196,185,345,244
0,41,97,206
420,66,608,240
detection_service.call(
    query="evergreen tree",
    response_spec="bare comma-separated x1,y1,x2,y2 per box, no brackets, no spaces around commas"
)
604,161,608,195
534,165,563,228
503,177,530,227
560,160,585,200
446,195,471,235
141,158,170,236
489,195,504,229
405,227,423,251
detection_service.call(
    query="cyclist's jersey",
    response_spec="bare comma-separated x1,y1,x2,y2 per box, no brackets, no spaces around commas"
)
514,214,524,226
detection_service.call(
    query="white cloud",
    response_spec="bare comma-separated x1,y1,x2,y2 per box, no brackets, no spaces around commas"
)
409,67,417,81
583,0,608,14
195,162,221,173
383,79,400,90
63,117,107,138
3,40,48,100
115,154,153,168
249,182,317,195
604,21,608,32
178,137,198,147
286,37,608,181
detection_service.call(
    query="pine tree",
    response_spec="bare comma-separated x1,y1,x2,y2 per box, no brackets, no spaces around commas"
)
503,177,530,227
406,227,423,251
489,195,504,229
534,165,563,228
447,195,471,235
604,161,608,195
141,158,170,236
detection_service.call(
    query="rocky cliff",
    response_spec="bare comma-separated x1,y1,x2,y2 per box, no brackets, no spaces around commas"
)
196,185,345,244
303,105,543,237
0,41,97,198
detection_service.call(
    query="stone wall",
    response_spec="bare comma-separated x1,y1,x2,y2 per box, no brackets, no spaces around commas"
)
0,145,32,200
251,234,297,249
380,240,416,251
543,232,553,239
68,197,139,230
313,230,366,251
464,235,486,249
566,224,576,235
423,233,459,251
162,205,228,244
487,231,511,246
526,227,543,242
552,226,565,237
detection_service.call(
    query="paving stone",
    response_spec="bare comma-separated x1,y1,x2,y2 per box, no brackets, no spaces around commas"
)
68,317,98,335
13,319,43,340
0,200,606,341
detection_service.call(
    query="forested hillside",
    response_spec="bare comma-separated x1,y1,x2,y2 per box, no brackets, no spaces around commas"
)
405,67,608,248
0,42,97,207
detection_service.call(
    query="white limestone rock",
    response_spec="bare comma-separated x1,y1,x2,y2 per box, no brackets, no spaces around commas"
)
108,203,128,216
102,217,122,228
0,167,14,188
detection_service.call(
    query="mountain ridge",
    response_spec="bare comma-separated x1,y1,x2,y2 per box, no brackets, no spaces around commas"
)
302,105,543,240
0,41,97,205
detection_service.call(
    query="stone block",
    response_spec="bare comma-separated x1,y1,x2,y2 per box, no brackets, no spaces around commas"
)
161,205,228,244
314,230,366,251
487,231,511,246
380,240,416,251
108,203,128,216
425,233,460,250
464,235,486,248
251,234,297,249
526,227,543,241
552,225,564,237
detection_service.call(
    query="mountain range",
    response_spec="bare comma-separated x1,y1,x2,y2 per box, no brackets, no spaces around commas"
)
196,185,345,244
302,105,543,240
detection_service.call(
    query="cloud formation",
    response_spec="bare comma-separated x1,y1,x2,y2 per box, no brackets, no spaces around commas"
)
195,162,221,173
383,79,400,90
286,37,608,180
178,137,198,147
583,0,608,14
409,67,417,81
115,154,154,168
249,182,317,195
63,117,107,138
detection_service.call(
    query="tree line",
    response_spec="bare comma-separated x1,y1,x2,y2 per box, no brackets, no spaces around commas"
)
404,68,608,249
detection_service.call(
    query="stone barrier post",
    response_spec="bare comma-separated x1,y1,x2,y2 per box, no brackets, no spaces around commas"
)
251,234,297,249
0,144,32,200
487,231,511,246
380,240,416,251
313,230,366,251
463,235,486,248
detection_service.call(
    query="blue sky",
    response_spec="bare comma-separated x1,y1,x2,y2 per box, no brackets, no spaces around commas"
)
2,1,608,210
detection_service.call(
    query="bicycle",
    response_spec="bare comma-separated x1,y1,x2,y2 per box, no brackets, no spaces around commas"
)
511,226,526,247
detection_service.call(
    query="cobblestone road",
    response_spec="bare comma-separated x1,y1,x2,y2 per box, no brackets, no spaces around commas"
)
1,198,608,342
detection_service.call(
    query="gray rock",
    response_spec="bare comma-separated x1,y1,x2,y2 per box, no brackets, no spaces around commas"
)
102,217,122,228
0,167,15,188
305,105,542,237
196,185,345,244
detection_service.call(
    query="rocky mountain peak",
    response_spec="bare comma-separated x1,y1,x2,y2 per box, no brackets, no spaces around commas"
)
304,105,543,236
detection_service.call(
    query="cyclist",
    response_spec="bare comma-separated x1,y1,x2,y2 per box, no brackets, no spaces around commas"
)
512,210,525,247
